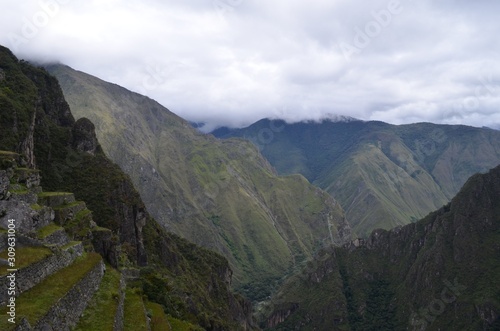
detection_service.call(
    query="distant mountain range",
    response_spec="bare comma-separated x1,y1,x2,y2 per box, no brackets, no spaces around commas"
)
213,118,500,236
46,64,352,300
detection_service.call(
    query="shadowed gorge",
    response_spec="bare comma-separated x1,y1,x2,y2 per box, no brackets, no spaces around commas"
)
261,164,500,330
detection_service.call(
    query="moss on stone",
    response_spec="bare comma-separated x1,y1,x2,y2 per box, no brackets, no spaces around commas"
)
37,223,63,239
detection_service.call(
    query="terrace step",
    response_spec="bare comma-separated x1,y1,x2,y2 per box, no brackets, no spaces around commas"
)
0,253,104,331
123,287,150,331
37,223,70,247
146,302,171,331
37,192,75,208
74,268,124,331
52,201,87,226
8,187,38,205
0,242,84,305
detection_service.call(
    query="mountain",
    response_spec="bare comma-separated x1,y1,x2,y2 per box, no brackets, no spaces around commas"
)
46,64,352,300
260,164,500,330
0,45,256,330
213,118,500,236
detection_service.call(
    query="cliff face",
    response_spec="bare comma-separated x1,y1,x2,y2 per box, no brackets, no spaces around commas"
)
263,165,500,330
0,45,257,330
0,54,147,266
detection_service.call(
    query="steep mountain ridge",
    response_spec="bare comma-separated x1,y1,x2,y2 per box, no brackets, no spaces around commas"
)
214,119,500,236
260,164,500,330
47,64,352,299
0,45,256,330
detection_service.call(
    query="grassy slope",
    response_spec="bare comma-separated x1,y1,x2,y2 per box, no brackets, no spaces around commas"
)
216,119,500,237
47,64,352,297
75,266,122,331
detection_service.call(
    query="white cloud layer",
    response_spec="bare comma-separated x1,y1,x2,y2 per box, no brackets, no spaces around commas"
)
1,0,499,130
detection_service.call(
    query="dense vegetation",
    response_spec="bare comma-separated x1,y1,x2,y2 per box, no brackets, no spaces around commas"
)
262,165,500,330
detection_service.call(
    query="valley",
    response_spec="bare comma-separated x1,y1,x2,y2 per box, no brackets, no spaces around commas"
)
214,119,500,237
1,43,499,330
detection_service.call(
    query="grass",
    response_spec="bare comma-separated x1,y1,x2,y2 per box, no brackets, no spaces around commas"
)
74,266,121,331
0,151,19,156
167,316,204,331
0,247,53,276
30,204,43,211
8,184,28,194
123,288,148,331
61,241,81,250
74,209,92,222
37,192,73,197
0,252,102,331
52,201,84,210
146,302,171,331
37,223,63,239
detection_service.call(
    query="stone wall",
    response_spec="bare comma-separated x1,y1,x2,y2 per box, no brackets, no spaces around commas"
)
113,274,126,331
0,243,83,305
42,229,70,247
17,259,105,331
0,170,9,200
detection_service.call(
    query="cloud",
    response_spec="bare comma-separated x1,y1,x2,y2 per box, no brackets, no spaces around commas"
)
1,0,499,130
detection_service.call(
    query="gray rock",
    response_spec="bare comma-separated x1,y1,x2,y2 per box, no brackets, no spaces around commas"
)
0,170,9,200
0,200,37,233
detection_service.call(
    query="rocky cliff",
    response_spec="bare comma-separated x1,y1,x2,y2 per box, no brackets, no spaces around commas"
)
262,164,500,330
1,45,257,330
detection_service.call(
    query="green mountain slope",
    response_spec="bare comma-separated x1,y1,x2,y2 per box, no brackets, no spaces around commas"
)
214,119,500,236
0,45,256,330
261,164,500,330
46,64,352,299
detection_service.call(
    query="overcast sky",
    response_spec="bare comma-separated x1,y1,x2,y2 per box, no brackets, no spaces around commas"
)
1,0,499,130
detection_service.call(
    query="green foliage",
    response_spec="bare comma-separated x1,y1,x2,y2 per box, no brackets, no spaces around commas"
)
359,279,396,331
74,266,122,331
146,302,172,331
167,316,204,331
139,219,258,329
123,287,148,331
37,223,64,239
0,47,37,151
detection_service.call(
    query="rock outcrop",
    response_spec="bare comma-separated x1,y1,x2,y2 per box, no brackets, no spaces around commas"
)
263,165,500,330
